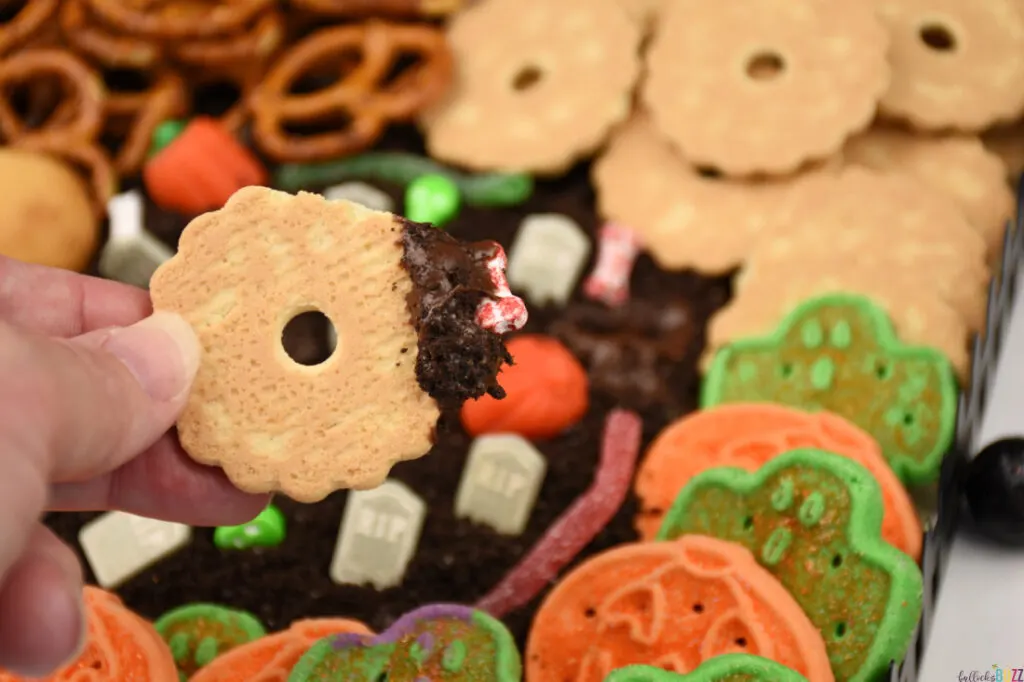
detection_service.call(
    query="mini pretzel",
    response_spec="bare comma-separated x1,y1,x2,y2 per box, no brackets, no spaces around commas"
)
291,0,466,17
106,71,188,174
13,133,117,211
0,49,105,143
59,0,161,69
0,0,57,56
84,0,275,39
251,21,453,163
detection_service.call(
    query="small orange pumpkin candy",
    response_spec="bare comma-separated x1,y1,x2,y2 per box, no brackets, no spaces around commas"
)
0,586,178,682
143,116,268,215
461,334,590,440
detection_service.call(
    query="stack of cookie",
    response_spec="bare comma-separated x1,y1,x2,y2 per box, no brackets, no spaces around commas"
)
425,0,1024,381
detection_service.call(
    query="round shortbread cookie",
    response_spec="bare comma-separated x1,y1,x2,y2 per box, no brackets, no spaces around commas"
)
703,271,970,380
150,188,441,503
843,126,1014,258
642,0,889,176
419,0,642,174
875,0,1024,131
591,114,839,275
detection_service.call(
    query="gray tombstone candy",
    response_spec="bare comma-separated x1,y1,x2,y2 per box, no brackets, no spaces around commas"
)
324,181,395,213
507,214,591,306
98,189,174,289
454,434,548,536
329,479,426,590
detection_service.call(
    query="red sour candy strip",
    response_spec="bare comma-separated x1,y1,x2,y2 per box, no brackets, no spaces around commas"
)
583,223,641,307
475,408,643,618
475,243,529,334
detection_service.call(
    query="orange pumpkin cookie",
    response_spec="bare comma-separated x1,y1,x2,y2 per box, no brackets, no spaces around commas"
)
188,618,372,682
635,404,922,561
0,587,177,682
461,334,589,439
526,535,834,682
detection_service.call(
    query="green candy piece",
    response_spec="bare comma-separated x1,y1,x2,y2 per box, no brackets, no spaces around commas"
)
155,603,266,679
149,119,188,157
288,604,520,682
213,504,286,550
657,449,923,682
405,173,460,227
460,172,534,207
605,655,809,682
701,293,957,484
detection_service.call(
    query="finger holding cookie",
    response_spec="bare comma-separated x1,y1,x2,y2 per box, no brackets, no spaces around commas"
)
420,0,643,174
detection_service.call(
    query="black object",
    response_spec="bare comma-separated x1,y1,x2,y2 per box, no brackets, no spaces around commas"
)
965,438,1024,546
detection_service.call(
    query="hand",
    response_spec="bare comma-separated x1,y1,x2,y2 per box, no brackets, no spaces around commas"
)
0,256,270,677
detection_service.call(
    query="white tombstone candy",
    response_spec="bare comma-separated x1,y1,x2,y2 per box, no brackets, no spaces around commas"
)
323,181,395,213
79,512,192,588
507,213,591,306
98,189,174,289
329,479,426,590
454,434,548,536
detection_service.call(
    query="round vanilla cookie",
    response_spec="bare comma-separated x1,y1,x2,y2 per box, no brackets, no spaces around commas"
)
641,0,890,176
875,0,1024,131
843,126,1014,258
0,148,97,271
592,113,840,275
745,166,990,331
702,269,971,380
150,188,441,503
419,0,642,174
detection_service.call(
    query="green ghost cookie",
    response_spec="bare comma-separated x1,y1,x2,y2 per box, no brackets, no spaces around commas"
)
606,655,809,682
701,293,957,484
154,603,266,681
658,449,923,682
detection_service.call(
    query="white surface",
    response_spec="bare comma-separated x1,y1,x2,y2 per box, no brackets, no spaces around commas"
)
919,269,1024,676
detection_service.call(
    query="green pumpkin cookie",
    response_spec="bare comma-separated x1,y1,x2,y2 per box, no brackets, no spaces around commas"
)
701,293,957,484
154,603,266,680
606,654,809,682
657,449,923,682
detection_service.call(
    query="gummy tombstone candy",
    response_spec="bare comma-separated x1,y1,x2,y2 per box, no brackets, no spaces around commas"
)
155,603,266,680
323,181,394,212
658,449,923,682
287,604,521,682
606,654,811,682
701,293,958,484
98,189,174,289
79,511,191,588
507,213,591,306
455,434,547,536
329,479,426,589
214,503,287,550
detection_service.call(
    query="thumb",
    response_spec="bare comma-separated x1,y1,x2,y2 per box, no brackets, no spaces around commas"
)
0,311,201,483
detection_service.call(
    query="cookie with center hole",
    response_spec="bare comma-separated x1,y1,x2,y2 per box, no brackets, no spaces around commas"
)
419,0,642,174
150,187,524,502
642,0,889,176
526,535,834,682
658,450,924,682
875,0,1024,131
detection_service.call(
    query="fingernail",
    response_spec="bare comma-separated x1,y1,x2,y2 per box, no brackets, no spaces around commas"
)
103,311,201,402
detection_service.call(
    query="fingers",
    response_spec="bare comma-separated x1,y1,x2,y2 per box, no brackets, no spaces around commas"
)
0,524,85,678
0,312,200,483
0,255,152,338
48,434,270,527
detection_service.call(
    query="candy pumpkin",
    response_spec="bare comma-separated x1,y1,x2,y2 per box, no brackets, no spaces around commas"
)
0,586,178,682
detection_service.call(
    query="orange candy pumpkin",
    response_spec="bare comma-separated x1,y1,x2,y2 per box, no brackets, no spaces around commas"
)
461,334,590,439
0,586,178,682
143,117,267,215
188,618,372,682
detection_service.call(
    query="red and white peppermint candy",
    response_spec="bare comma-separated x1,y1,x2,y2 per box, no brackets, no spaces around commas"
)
475,244,529,335
583,222,641,306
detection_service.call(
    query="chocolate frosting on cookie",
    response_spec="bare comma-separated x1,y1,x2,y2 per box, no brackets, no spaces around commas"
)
400,218,512,408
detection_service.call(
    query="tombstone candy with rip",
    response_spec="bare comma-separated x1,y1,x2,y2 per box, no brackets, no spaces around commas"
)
329,479,427,590
507,213,591,306
455,434,548,536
